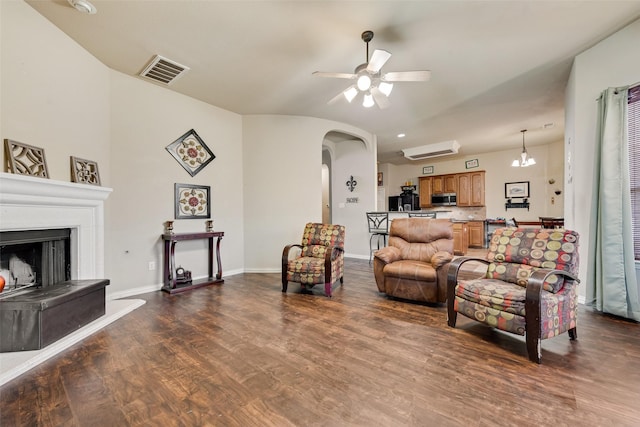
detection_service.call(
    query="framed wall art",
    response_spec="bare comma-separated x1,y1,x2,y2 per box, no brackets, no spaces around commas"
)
505,181,530,199
4,139,49,178
422,166,434,175
175,183,211,219
465,159,479,169
166,129,215,177
70,156,101,185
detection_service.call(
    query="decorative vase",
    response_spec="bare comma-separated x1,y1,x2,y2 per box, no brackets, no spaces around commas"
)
164,221,174,234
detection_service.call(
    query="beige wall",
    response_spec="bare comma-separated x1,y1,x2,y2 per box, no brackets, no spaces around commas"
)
0,0,110,183
108,70,244,296
242,115,375,268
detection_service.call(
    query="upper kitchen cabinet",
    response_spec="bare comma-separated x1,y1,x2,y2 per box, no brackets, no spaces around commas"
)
419,176,433,208
444,174,458,193
432,176,444,195
458,171,485,207
432,174,457,194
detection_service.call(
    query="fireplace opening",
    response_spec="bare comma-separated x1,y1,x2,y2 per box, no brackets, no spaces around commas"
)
0,229,71,296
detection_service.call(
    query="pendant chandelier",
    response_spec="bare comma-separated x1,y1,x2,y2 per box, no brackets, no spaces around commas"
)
511,129,536,167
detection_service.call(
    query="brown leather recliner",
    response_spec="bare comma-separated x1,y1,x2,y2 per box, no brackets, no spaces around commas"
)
373,218,453,303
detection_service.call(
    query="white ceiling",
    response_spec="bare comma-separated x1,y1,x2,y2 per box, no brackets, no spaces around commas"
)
25,0,640,164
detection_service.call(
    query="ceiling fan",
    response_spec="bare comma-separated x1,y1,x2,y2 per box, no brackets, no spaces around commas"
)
313,30,431,109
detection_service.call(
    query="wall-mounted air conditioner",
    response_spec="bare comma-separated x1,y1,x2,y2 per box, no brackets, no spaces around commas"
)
402,140,460,160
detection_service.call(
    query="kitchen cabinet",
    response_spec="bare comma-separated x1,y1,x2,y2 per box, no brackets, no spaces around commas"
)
421,171,485,207
432,176,444,194
452,221,469,255
444,174,458,193
457,171,485,207
418,176,433,208
468,221,485,248
470,171,485,206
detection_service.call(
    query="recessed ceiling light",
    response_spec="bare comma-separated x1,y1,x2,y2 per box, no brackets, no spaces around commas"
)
397,133,406,138
68,0,97,14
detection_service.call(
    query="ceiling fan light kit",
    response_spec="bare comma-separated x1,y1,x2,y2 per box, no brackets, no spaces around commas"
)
314,30,430,109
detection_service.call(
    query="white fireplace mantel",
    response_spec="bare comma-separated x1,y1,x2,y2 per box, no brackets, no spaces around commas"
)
0,172,112,279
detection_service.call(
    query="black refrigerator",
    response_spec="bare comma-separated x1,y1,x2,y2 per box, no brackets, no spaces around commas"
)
388,193,419,211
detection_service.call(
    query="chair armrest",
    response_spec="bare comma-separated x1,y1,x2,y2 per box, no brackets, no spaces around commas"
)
431,251,454,269
323,245,344,284
373,246,402,264
446,257,489,304
525,269,580,357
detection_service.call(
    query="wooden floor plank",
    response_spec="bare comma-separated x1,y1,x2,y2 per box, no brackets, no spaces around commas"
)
1,257,640,426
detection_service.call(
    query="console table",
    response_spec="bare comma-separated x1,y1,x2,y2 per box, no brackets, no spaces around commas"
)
161,231,224,294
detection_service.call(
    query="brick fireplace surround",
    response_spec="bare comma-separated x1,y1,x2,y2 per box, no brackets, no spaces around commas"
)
0,172,144,385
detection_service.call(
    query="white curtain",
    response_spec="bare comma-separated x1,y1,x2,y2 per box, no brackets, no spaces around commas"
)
586,87,640,321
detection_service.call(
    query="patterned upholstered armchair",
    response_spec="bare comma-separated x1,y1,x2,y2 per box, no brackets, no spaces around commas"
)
447,228,580,363
282,223,345,297
373,218,454,303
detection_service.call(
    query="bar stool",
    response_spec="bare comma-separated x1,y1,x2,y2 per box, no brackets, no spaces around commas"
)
366,212,389,265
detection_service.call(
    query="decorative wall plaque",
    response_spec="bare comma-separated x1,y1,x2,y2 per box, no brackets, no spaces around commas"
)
166,129,215,177
70,156,101,185
4,139,49,178
174,183,211,219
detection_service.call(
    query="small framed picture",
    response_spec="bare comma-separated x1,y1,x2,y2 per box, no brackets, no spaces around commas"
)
175,183,211,219
422,166,434,175
70,156,101,185
4,139,49,178
166,129,215,177
505,181,530,199
465,159,479,169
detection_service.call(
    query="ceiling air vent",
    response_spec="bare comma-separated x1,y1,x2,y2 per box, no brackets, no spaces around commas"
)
139,55,189,85
402,140,460,160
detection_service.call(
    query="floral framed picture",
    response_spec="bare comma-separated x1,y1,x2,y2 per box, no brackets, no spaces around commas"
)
70,156,101,185
505,181,530,199
166,129,215,177
175,183,211,219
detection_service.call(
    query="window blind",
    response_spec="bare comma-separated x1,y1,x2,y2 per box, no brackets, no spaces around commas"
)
629,85,640,260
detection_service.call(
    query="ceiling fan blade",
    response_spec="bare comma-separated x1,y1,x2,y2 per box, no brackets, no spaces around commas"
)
382,70,431,82
366,49,391,73
313,71,357,79
370,87,390,109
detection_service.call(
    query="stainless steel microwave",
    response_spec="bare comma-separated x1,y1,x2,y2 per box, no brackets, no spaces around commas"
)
431,193,457,206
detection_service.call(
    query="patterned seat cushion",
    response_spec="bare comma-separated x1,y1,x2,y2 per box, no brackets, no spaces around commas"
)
455,276,578,337
456,278,526,316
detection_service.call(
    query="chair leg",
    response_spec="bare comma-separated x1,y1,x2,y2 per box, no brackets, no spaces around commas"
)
526,333,542,364
369,234,375,265
324,282,332,297
446,297,457,327
568,327,577,340
282,279,288,293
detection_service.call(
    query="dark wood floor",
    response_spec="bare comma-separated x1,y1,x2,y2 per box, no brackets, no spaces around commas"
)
2,257,640,426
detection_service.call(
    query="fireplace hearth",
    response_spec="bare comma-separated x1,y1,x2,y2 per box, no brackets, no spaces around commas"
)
0,172,112,352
